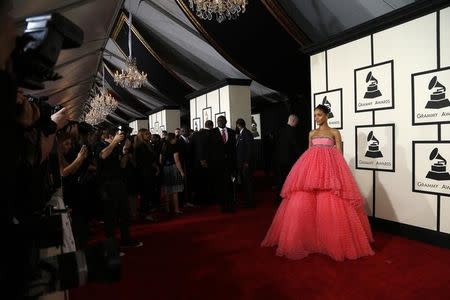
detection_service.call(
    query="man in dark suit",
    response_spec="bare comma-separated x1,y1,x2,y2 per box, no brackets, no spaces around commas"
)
191,120,214,205
274,114,301,203
235,118,255,208
210,116,236,212
177,127,194,208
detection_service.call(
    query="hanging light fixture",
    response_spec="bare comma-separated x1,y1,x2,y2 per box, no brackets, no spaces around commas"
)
113,11,147,88
188,0,248,23
83,64,118,125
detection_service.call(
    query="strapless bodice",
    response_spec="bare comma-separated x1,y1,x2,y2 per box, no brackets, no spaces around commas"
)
311,136,335,147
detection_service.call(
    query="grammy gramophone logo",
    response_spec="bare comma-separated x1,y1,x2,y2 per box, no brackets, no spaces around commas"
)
322,96,334,118
426,76,450,109
426,148,450,180
364,71,382,99
365,131,383,158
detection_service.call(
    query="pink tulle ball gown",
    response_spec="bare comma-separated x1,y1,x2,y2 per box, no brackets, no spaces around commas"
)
262,136,374,261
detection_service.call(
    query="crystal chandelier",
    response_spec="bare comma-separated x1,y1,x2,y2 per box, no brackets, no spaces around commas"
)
83,65,119,125
83,89,118,125
188,0,248,23
114,57,147,88
113,11,147,88
90,88,118,115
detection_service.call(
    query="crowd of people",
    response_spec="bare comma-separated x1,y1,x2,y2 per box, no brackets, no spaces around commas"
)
54,115,259,255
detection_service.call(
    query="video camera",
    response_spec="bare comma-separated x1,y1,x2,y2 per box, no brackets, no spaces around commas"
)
12,13,83,90
26,94,61,136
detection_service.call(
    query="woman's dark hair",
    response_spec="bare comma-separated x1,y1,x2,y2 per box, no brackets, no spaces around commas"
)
166,132,176,141
315,104,331,115
161,133,176,153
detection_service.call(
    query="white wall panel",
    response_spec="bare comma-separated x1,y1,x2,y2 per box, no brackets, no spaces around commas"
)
310,52,327,120
196,95,207,127
189,83,250,130
207,90,220,122
439,6,450,234
442,197,450,234
165,110,180,132
441,7,450,68
373,13,437,229
325,37,375,215
229,85,251,128
220,86,231,124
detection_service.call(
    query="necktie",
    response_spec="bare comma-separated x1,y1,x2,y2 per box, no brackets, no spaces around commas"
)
221,129,227,143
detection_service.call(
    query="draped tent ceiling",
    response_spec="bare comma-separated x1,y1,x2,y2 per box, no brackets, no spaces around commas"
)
11,0,429,127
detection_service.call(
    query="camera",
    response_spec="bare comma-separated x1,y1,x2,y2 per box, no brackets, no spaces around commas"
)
12,13,83,90
26,95,58,136
117,125,133,137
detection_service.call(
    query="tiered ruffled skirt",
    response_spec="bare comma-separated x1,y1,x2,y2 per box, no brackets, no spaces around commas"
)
261,146,374,261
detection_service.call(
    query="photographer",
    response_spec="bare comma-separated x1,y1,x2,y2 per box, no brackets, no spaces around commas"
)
96,128,143,252
61,122,99,244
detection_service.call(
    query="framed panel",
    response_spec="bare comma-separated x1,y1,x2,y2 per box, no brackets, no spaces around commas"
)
202,107,212,125
192,117,201,131
251,113,262,139
354,60,394,112
215,112,226,127
413,141,450,196
412,67,450,125
153,121,160,135
355,124,395,172
313,88,343,129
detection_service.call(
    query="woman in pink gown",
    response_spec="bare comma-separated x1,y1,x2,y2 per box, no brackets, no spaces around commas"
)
261,104,374,261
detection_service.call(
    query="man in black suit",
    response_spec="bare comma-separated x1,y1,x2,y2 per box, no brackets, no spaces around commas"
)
177,127,194,207
191,120,214,205
210,116,236,212
274,114,301,203
235,118,255,208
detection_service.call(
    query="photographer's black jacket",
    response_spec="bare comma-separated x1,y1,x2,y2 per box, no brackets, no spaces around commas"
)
95,141,123,183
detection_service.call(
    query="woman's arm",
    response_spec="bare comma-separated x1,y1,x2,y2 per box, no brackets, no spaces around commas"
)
100,133,124,160
174,152,185,177
308,130,314,148
60,145,88,177
333,129,343,154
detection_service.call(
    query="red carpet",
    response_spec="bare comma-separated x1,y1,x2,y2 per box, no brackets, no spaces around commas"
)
71,180,450,300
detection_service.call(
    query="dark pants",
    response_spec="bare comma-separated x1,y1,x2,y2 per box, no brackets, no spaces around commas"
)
212,164,235,212
138,175,158,214
179,162,193,207
64,182,91,249
193,162,213,205
99,179,131,243
238,165,254,207
71,213,90,249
